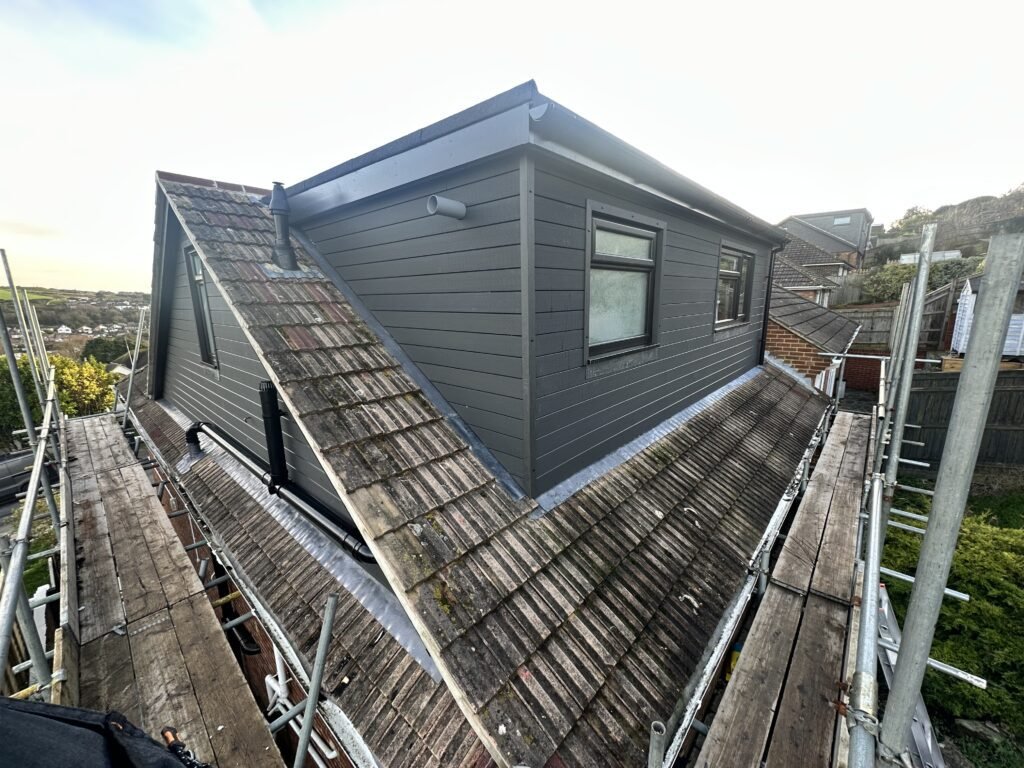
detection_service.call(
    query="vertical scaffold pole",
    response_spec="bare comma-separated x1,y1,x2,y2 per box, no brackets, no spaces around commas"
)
0,534,50,684
879,233,1024,759
293,593,338,768
880,224,936,545
0,294,59,528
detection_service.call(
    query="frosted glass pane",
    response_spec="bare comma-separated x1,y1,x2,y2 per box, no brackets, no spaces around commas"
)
717,278,736,321
590,268,649,345
595,229,652,260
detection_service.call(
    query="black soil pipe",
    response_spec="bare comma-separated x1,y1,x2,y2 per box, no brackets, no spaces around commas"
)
186,420,374,563
260,381,288,490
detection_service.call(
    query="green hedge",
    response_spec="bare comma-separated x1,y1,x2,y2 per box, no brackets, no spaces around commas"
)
882,489,1024,737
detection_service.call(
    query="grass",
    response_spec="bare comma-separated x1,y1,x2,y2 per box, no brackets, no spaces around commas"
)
0,287,47,302
882,483,1024,766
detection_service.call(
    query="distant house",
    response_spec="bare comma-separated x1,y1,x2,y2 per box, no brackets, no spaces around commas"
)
76,326,93,335
779,232,854,280
56,325,72,335
899,249,961,265
766,285,860,397
128,82,832,767
779,208,873,268
951,275,1024,356
772,255,837,306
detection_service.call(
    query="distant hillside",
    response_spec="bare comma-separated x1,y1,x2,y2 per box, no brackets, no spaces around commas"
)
871,184,1024,265
0,286,149,330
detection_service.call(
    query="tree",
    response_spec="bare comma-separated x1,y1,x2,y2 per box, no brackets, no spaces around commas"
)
862,263,918,303
81,335,132,364
928,256,985,291
889,206,937,234
0,355,115,449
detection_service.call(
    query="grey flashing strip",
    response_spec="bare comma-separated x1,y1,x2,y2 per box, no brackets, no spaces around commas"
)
535,367,763,512
290,228,526,500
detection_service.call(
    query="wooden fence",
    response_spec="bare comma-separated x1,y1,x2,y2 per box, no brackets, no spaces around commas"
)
901,369,1024,466
834,305,896,346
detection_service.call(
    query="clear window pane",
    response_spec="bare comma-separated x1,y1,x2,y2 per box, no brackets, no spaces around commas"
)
590,268,649,346
717,277,737,322
595,228,653,261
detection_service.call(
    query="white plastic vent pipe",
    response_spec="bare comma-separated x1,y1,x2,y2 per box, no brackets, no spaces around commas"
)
426,195,466,219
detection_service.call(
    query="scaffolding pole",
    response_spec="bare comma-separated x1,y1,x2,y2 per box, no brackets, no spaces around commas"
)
879,224,936,551
0,293,59,529
0,533,51,684
879,233,1024,759
0,369,57,674
122,306,147,426
293,593,338,768
848,474,884,768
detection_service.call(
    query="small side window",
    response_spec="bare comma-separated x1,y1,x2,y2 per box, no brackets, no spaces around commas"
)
833,215,851,225
715,245,754,325
184,247,218,366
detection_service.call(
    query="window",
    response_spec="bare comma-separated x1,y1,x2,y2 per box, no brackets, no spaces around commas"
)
587,213,661,358
184,247,218,366
833,215,851,225
716,245,753,324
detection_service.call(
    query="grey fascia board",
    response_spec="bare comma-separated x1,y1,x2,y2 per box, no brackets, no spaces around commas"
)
527,101,787,246
288,104,534,222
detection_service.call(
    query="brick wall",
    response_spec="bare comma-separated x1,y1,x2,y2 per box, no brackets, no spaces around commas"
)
766,322,831,377
843,343,890,393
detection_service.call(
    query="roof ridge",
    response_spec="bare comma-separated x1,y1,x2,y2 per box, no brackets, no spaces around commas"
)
156,170,271,196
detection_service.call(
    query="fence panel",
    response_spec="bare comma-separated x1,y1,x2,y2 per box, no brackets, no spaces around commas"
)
901,369,1024,466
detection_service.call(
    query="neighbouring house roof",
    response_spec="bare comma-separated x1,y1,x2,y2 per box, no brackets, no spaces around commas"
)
770,285,861,354
778,233,846,270
780,216,860,252
151,173,829,767
772,255,837,290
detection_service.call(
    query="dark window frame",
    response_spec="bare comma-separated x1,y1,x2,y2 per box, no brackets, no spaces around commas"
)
583,201,666,362
714,240,755,328
183,246,218,367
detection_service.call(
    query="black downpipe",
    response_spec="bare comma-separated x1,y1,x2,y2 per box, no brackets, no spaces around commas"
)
759,244,782,366
259,381,288,490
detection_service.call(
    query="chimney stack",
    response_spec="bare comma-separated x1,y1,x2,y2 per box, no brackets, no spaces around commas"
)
269,182,298,271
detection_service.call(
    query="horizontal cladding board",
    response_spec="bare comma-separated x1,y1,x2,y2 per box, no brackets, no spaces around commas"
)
320,220,520,267
319,194,521,255
401,343,522,378
450,402,523,440
337,246,520,281
416,361,522,400
432,380,522,419
388,326,521,357
372,310,520,335
301,158,519,233
359,291,522,314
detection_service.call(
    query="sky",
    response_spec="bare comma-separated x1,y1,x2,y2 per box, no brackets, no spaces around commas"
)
0,0,1021,292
